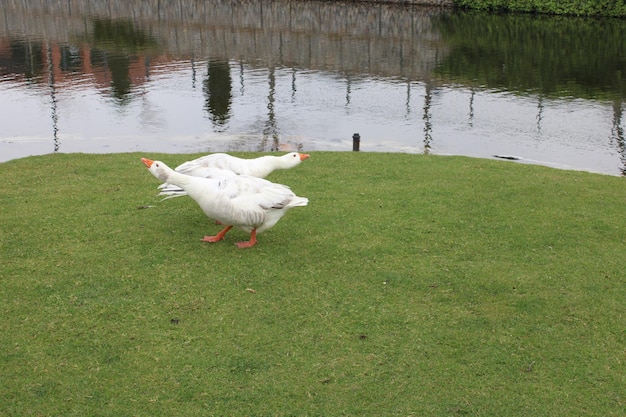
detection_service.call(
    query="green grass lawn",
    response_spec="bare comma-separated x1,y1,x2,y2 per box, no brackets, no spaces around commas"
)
1,152,624,416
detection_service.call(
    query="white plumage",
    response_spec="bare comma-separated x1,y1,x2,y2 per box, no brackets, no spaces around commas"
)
158,152,310,199
142,158,308,248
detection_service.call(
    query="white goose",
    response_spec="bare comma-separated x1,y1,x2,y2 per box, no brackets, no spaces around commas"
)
142,158,308,248
158,152,310,199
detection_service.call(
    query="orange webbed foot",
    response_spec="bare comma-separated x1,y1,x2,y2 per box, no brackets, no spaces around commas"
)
235,240,256,248
235,229,257,248
202,225,233,243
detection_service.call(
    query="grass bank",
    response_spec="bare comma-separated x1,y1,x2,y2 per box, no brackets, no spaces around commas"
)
1,152,625,416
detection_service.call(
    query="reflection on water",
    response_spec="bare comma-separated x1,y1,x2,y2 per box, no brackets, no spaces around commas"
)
88,18,160,103
204,60,232,130
0,0,624,175
434,11,625,99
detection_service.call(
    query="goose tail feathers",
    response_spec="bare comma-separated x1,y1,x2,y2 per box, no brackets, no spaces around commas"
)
289,197,309,208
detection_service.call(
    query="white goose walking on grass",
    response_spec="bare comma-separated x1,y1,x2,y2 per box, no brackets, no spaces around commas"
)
142,158,308,248
158,152,310,199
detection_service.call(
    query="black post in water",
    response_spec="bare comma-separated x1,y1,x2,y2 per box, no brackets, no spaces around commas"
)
352,133,360,151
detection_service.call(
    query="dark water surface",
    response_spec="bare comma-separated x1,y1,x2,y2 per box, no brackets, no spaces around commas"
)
1,0,625,175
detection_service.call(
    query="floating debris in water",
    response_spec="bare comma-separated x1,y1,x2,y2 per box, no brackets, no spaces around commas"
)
493,155,523,161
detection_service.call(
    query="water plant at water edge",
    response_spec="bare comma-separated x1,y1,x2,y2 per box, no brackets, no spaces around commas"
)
454,0,626,17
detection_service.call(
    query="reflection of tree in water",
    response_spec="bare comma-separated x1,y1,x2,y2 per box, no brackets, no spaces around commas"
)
88,49,132,104
203,60,232,130
611,98,625,176
108,54,132,103
263,66,279,150
6,39,44,79
434,11,626,100
422,80,433,154
45,44,59,152
88,19,157,105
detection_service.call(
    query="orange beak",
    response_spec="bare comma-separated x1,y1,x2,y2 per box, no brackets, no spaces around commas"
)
141,158,154,168
300,153,310,161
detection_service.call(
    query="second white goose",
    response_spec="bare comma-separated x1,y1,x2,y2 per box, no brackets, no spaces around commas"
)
158,152,310,199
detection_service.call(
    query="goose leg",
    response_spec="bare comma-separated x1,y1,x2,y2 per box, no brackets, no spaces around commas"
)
202,225,233,243
235,229,257,248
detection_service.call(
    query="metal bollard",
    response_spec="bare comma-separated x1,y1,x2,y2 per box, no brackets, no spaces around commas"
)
352,133,360,151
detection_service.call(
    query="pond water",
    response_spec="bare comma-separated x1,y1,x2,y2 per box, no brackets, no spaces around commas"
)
1,0,625,175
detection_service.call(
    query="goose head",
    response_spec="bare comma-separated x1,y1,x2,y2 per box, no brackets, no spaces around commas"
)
142,158,173,183
282,152,310,167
